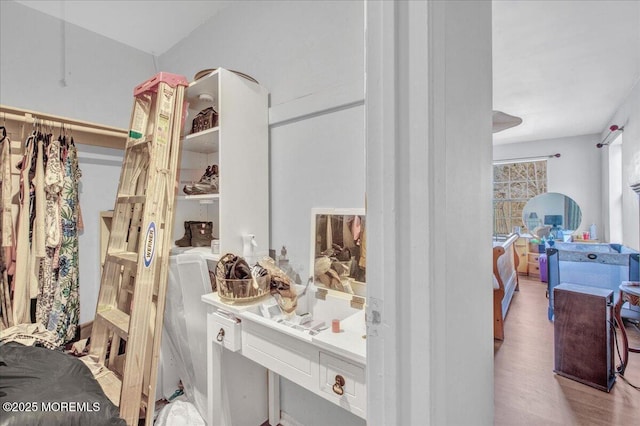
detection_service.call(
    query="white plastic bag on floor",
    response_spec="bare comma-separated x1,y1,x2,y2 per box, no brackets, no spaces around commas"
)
157,254,211,420
156,400,205,426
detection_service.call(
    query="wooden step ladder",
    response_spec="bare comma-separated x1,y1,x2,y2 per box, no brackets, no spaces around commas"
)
86,72,188,425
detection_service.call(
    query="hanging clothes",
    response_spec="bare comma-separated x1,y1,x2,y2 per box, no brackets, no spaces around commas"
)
46,137,81,343
0,128,13,254
9,126,83,347
36,137,64,326
28,137,46,303
12,134,37,325
44,139,63,249
0,129,15,328
33,137,46,258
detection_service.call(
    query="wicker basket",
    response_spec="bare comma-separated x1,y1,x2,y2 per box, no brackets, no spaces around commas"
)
217,275,269,302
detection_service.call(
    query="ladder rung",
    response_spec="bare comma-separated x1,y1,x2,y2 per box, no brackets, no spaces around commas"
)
95,370,122,407
109,353,126,377
121,282,159,299
117,194,147,204
127,136,153,149
141,392,149,409
122,281,135,294
106,252,138,269
97,307,130,340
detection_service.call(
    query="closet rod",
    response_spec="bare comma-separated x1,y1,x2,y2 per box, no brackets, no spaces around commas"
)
493,153,561,165
0,104,127,150
2,111,126,138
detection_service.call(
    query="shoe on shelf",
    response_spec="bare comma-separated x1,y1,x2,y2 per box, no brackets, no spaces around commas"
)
175,221,193,247
184,164,219,195
190,221,214,247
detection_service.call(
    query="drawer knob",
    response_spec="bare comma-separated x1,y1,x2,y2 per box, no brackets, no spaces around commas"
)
216,328,225,342
333,375,346,396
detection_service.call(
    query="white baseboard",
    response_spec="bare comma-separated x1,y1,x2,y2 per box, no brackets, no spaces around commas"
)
279,410,305,426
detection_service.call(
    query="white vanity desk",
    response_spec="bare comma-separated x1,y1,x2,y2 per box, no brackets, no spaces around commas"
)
201,288,367,425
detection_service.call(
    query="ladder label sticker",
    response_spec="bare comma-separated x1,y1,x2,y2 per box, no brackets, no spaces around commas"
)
157,115,169,146
129,130,143,139
130,96,150,140
160,87,174,116
143,222,156,268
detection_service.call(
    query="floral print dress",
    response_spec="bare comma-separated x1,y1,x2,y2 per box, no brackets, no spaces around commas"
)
45,139,81,344
36,138,64,327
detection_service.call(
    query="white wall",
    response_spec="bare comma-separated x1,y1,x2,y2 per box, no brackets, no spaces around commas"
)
365,1,494,424
158,1,365,424
600,79,640,250
0,1,154,322
270,106,365,278
157,0,363,107
0,1,155,128
494,134,602,237
77,148,123,323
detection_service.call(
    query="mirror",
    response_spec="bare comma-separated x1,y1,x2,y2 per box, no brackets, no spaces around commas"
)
522,192,581,239
311,208,366,296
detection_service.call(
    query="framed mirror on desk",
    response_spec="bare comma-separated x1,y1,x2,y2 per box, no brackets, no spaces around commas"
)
310,208,366,297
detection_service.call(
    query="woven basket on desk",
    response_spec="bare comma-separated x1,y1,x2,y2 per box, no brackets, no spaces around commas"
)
217,276,269,302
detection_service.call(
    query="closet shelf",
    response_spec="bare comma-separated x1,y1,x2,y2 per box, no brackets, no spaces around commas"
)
182,127,219,153
170,246,220,261
186,70,220,112
177,193,220,203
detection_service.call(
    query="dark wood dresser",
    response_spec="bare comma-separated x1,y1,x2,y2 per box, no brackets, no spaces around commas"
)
553,283,615,392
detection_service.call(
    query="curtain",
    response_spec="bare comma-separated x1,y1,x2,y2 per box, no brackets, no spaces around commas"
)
564,197,580,230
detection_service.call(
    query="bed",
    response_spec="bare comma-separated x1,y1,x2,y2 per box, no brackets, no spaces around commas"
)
0,342,124,426
493,233,520,340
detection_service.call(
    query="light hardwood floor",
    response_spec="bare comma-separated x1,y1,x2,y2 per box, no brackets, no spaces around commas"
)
494,276,640,425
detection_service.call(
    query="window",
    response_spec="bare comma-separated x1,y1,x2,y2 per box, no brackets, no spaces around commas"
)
493,160,547,234
608,134,623,242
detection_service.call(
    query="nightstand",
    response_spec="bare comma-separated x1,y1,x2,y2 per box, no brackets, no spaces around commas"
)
528,252,541,278
514,237,529,275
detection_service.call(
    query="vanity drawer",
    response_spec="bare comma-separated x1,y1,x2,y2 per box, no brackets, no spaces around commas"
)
319,352,366,418
210,312,242,352
241,319,317,390
528,253,541,263
528,261,541,277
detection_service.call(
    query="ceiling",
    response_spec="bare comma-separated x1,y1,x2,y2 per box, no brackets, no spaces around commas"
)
14,0,640,145
493,0,640,144
14,0,231,55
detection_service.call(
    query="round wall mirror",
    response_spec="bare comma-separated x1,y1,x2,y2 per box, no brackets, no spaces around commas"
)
522,192,581,239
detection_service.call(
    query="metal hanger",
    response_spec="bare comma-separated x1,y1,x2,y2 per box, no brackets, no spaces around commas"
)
0,112,6,142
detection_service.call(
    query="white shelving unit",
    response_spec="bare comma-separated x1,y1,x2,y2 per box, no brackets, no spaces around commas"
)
182,127,219,154
174,68,269,257
176,193,220,202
